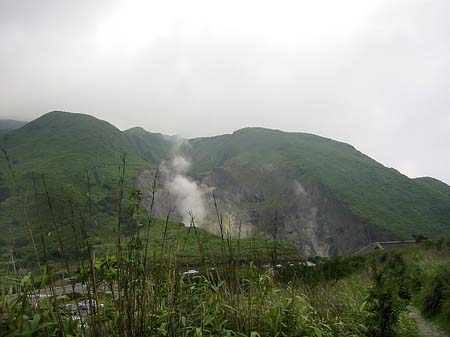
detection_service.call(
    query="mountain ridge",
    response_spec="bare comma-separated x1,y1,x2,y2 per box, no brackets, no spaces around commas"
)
1,111,449,259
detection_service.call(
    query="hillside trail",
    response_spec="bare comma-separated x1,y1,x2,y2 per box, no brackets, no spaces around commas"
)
408,306,448,337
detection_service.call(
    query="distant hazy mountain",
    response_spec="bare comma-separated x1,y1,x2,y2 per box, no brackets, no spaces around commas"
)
0,119,27,138
1,111,449,261
0,119,27,130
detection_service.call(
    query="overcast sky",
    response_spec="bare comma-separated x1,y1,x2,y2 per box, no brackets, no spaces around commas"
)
1,0,449,184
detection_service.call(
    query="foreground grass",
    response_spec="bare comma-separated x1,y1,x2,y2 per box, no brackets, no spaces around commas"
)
0,146,440,336
397,240,450,335
0,248,422,337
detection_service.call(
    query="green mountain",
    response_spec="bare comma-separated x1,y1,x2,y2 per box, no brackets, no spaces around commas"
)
0,111,150,203
0,119,27,137
124,127,174,163
0,119,27,131
188,128,450,237
0,112,297,267
0,112,153,265
1,111,450,263
415,176,450,197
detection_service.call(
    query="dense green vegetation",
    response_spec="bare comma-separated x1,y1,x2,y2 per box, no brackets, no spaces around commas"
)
1,111,450,266
92,219,300,266
124,127,174,163
1,261,419,337
398,240,450,334
0,115,299,272
0,112,150,265
0,119,26,138
1,115,450,335
1,194,431,337
188,127,450,239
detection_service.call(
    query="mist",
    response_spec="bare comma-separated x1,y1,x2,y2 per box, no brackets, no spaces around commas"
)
293,180,307,196
161,155,213,226
1,0,450,184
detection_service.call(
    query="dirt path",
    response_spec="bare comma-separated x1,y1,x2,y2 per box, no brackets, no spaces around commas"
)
408,306,448,337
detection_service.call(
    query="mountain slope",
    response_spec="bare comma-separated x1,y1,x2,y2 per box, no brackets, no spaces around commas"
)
415,177,450,198
124,127,174,163
182,128,450,242
0,119,27,137
0,111,150,196
0,112,158,263
1,112,450,261
0,112,300,268
0,119,27,130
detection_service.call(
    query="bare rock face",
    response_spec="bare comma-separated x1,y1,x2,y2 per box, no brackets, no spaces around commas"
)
135,167,258,238
136,161,392,257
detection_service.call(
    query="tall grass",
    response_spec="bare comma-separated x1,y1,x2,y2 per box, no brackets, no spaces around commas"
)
400,239,450,333
0,154,420,337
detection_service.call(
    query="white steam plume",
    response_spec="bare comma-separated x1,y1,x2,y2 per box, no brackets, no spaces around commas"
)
162,155,212,226
293,179,307,196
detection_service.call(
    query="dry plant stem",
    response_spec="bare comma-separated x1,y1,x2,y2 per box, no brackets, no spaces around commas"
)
8,236,16,277
115,154,126,337
32,173,48,269
272,209,279,265
144,168,159,265
238,219,242,258
41,175,66,264
85,169,106,336
1,146,42,272
189,211,208,265
1,145,20,279
0,144,16,185
68,202,80,283
81,210,105,337
24,202,41,269
160,210,171,261
86,169,93,221
77,208,90,335
213,193,225,258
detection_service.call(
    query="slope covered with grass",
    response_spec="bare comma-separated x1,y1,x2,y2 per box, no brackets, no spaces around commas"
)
124,127,174,163
0,112,298,268
0,112,155,264
188,127,450,239
0,119,26,137
0,119,27,130
362,240,450,335
1,112,450,265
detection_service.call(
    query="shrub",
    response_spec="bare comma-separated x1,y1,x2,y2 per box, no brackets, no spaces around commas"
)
365,254,411,337
442,298,450,320
408,264,424,293
365,273,409,337
0,186,10,202
421,267,450,317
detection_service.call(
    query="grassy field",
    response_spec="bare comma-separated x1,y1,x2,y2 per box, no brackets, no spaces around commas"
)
92,219,301,266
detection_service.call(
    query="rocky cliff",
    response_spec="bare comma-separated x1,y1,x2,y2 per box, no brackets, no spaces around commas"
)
136,159,391,257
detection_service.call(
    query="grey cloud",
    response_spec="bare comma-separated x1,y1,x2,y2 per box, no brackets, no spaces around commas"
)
0,0,449,184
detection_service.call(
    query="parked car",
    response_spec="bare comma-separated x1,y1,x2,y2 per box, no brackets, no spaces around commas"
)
78,299,104,310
